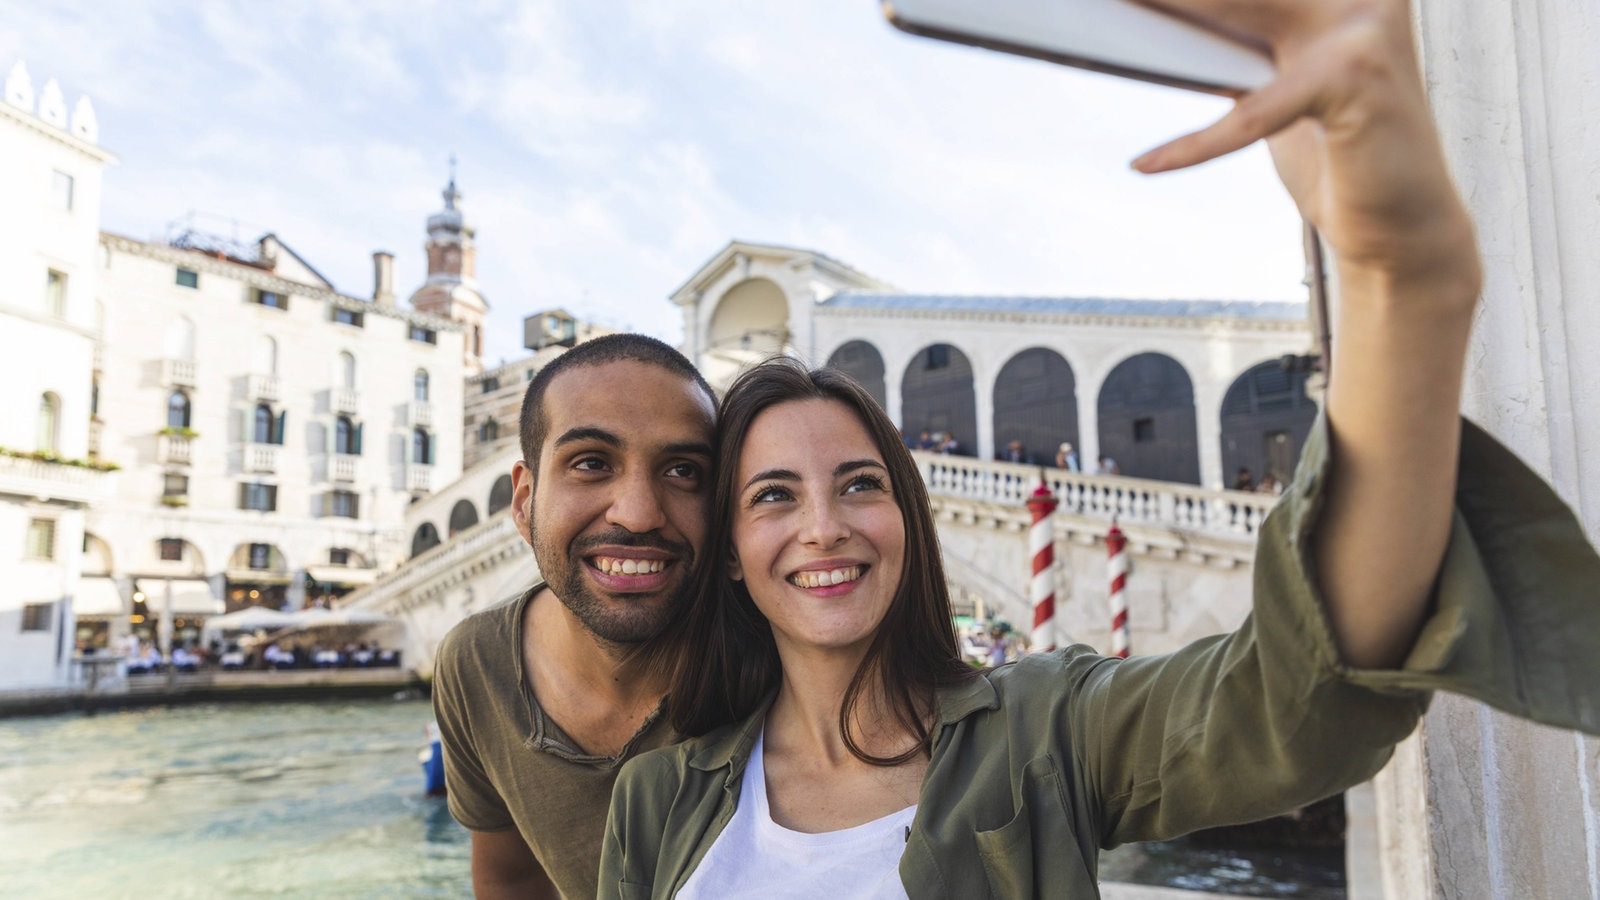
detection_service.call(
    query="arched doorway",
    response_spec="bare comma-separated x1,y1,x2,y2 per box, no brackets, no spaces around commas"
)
708,278,789,358
1219,360,1318,488
448,499,480,537
825,340,887,413
901,344,976,456
488,474,514,516
992,348,1077,466
1096,353,1200,484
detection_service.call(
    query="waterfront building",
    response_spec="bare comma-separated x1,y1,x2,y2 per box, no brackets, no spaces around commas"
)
0,62,115,691
80,194,470,653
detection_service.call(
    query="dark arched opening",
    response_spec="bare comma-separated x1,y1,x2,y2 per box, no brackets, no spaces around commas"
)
825,340,888,414
901,344,976,456
1096,352,1200,484
992,348,1077,466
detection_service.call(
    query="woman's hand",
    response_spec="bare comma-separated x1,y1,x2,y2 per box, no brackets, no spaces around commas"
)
1135,0,1483,669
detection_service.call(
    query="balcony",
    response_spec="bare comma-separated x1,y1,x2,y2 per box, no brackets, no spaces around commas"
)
244,443,280,474
329,453,358,483
159,432,194,466
407,463,432,493
247,373,279,402
409,400,432,428
163,357,196,388
0,452,112,506
331,387,360,416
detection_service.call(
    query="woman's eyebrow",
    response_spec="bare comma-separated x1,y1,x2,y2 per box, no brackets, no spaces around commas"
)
742,468,798,491
834,459,885,477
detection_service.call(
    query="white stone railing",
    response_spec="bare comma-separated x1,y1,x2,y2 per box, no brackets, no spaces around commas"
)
159,433,193,465
0,453,112,505
247,373,279,402
331,387,360,415
409,400,432,428
244,443,280,474
329,453,358,483
162,357,196,388
914,452,1278,539
407,463,432,493
342,513,526,615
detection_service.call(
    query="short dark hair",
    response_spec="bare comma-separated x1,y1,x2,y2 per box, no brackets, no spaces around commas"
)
664,357,975,765
518,334,714,473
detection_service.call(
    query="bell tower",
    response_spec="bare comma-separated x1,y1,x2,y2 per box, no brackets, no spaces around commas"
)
408,158,487,374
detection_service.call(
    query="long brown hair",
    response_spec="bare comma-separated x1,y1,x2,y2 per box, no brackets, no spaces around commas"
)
664,357,975,765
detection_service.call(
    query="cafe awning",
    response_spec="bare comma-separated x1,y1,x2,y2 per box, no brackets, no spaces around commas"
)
304,565,379,586
74,577,125,617
134,579,224,615
224,569,294,586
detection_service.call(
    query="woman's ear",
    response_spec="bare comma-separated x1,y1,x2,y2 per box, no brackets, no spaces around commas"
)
726,551,743,581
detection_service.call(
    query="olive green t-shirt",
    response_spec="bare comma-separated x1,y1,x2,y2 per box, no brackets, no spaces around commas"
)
433,586,677,900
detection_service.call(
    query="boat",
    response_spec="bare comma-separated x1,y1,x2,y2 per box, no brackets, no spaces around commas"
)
420,721,446,796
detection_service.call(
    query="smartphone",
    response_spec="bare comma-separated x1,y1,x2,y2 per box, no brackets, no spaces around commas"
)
881,0,1273,95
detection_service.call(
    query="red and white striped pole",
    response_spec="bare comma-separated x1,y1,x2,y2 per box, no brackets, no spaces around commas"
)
1107,522,1130,658
1025,479,1059,652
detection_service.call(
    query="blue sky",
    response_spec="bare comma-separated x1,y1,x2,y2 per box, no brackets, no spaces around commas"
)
3,0,1305,367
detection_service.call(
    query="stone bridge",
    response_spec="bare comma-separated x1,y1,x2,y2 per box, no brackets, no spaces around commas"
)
344,453,1276,677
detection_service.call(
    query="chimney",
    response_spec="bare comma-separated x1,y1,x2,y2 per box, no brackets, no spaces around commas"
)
372,251,395,306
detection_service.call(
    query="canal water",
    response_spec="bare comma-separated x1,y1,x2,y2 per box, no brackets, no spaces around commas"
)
0,698,1343,898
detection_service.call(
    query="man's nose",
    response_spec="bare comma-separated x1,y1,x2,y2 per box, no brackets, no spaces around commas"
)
605,469,669,534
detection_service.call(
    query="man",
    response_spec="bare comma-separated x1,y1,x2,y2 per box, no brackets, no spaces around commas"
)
431,334,716,899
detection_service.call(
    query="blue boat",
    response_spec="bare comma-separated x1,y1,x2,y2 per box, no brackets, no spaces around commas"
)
420,722,446,796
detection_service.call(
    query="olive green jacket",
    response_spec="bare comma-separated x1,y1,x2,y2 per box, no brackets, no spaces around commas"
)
600,416,1600,899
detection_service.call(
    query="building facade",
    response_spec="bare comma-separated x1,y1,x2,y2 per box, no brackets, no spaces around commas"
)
0,62,115,691
673,240,1317,491
80,219,467,653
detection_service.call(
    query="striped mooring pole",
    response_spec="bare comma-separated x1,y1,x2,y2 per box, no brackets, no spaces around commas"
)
1025,478,1059,652
1107,522,1130,658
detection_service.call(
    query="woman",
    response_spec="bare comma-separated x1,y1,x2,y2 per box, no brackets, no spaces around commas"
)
601,1,1600,896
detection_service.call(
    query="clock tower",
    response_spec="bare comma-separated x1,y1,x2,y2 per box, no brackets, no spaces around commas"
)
408,164,487,374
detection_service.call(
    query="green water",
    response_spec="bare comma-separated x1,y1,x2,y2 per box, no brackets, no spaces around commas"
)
0,699,468,899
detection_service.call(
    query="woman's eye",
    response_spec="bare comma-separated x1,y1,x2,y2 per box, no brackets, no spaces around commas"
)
845,474,887,494
750,485,792,505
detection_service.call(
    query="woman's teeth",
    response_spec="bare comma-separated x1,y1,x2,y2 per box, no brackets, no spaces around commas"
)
594,557,665,576
789,566,863,589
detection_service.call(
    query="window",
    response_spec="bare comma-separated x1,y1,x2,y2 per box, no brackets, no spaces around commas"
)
248,542,272,569
332,307,364,327
253,288,287,309
175,268,199,289
413,370,430,401
51,170,75,210
36,394,59,453
334,416,361,455
412,428,433,465
326,490,360,519
25,519,56,560
239,482,278,512
45,270,66,317
167,391,191,429
21,603,54,632
338,351,356,389
472,325,482,356
159,538,185,561
1133,417,1156,443
925,345,950,370
409,325,436,344
162,473,189,497
253,404,284,445
478,419,499,443
480,376,500,394
328,548,351,566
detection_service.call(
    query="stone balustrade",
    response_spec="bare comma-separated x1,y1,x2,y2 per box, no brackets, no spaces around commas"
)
246,373,279,402
244,443,280,474
0,453,111,505
913,451,1278,540
329,453,358,483
342,513,524,616
162,357,196,388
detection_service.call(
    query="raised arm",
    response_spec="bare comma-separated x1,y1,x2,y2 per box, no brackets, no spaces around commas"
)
1134,0,1480,668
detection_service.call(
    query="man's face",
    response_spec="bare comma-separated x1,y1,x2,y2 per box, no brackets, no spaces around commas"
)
511,360,715,646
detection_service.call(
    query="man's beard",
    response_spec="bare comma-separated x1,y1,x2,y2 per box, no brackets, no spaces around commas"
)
531,525,693,645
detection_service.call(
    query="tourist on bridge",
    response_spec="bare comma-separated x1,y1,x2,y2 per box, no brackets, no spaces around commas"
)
598,1,1600,895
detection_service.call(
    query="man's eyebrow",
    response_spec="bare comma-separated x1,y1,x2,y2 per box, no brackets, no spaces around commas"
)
664,441,714,459
552,427,622,449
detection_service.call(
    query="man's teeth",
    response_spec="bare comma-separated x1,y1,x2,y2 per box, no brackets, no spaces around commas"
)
790,566,863,589
594,557,666,576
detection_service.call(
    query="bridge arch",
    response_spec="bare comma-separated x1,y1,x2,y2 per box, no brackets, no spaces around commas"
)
901,343,977,455
825,340,887,412
1219,359,1318,487
411,522,441,558
992,347,1077,466
1096,352,1200,483
709,277,789,358
448,500,480,537
487,474,514,516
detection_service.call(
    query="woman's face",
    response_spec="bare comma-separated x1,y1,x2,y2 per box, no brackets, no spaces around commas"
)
728,398,906,660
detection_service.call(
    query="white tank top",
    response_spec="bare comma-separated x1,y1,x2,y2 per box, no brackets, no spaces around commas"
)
676,727,917,900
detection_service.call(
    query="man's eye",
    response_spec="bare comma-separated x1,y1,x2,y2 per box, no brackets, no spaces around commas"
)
572,456,608,472
665,462,702,480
